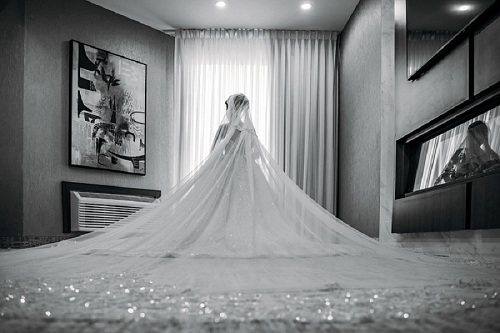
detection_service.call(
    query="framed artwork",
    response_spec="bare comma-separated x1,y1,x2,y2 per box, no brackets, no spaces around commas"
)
70,40,147,175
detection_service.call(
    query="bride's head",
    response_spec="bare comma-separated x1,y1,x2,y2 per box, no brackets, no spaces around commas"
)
225,93,249,123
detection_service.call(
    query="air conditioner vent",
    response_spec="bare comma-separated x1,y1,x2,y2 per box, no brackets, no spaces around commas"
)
77,192,157,203
70,191,159,231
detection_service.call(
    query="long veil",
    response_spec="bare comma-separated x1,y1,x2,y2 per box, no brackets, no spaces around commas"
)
55,93,381,258
1,94,497,295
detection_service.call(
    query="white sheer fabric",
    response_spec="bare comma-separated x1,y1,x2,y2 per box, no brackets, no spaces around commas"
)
1,94,382,261
174,29,338,214
83,94,374,258
1,95,498,296
414,107,500,191
173,29,271,183
269,31,338,214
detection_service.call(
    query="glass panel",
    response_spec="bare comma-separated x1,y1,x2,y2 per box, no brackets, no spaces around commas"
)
407,31,456,78
407,0,496,78
413,106,500,191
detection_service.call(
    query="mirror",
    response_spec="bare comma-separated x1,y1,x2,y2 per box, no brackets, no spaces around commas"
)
411,105,500,193
407,0,496,78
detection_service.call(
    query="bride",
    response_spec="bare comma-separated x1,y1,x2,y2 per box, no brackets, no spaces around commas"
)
66,92,379,258
0,93,496,294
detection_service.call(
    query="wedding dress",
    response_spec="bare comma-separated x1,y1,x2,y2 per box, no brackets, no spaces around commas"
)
0,94,497,295
54,93,380,259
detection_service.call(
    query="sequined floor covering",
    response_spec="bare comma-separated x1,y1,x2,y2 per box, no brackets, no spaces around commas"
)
1,251,499,333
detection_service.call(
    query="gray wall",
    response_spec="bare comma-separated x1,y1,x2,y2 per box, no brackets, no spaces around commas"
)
338,0,382,237
0,0,26,236
1,0,175,237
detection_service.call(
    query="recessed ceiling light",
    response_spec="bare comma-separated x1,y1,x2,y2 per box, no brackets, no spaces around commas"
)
301,3,313,10
215,1,226,8
459,5,471,11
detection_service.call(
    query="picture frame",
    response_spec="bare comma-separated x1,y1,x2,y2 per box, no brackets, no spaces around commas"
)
70,40,147,175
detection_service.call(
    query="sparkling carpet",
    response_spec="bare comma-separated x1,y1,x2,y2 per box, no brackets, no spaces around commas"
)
1,255,499,333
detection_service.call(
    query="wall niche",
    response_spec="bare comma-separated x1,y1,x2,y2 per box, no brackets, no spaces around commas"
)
393,4,500,233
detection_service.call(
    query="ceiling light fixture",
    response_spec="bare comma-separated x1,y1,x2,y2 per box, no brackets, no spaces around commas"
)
215,1,227,8
458,4,472,11
301,3,313,10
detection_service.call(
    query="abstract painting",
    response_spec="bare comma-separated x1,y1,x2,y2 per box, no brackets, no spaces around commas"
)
70,40,147,175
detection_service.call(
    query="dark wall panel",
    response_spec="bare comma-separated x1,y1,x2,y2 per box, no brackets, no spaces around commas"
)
474,14,500,95
393,184,467,233
471,173,500,230
0,0,25,236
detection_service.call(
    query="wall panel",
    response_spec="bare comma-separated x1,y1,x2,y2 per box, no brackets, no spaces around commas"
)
393,184,467,233
339,0,381,237
0,0,26,236
396,41,469,139
474,14,500,95
471,173,500,230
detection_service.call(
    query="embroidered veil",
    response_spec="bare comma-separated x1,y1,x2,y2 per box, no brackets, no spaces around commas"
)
59,93,381,258
2,94,494,294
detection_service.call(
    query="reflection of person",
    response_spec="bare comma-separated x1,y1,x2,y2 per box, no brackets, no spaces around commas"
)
434,120,500,185
465,121,500,173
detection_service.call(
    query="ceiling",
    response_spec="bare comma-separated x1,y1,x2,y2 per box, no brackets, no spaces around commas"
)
86,0,361,33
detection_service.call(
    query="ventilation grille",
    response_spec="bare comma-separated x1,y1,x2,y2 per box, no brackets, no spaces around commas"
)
70,191,159,231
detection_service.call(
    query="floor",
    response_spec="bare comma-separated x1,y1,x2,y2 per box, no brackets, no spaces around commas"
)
1,250,499,333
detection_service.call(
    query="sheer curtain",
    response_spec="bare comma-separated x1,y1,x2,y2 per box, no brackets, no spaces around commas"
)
174,29,339,214
268,30,338,214
173,29,271,181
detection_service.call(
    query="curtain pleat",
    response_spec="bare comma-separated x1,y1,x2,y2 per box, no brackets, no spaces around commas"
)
174,29,339,214
269,31,338,213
